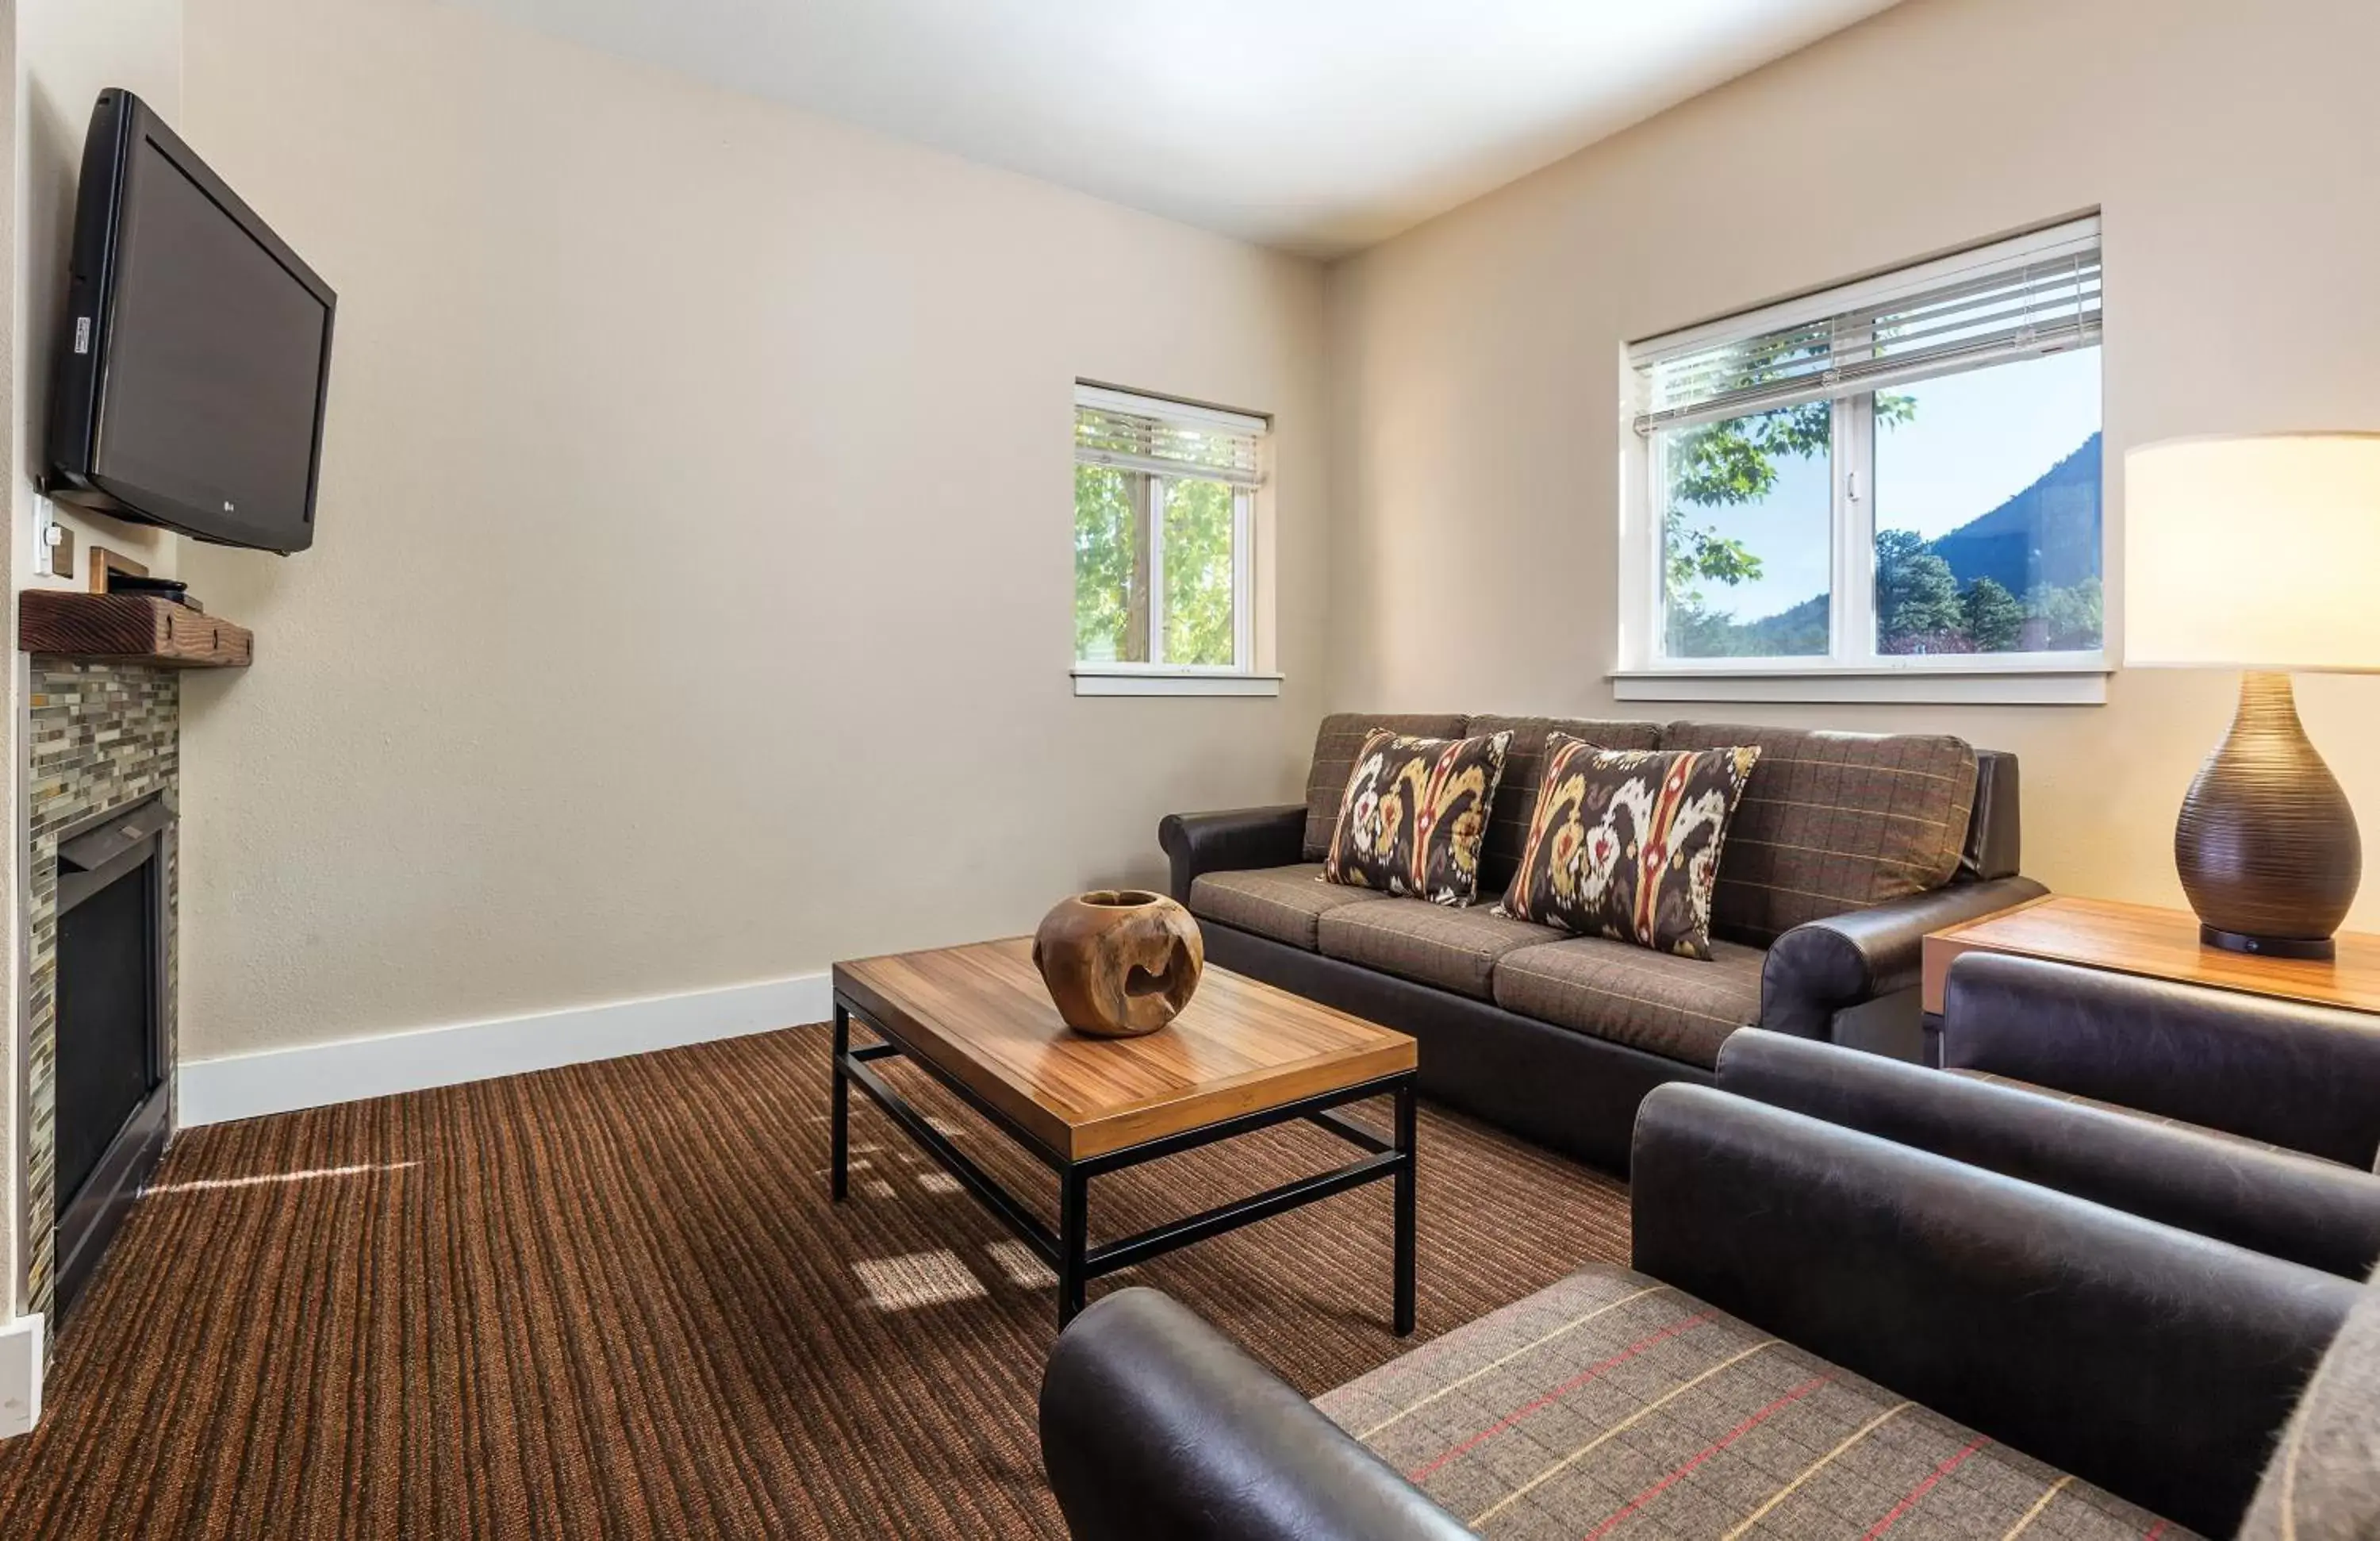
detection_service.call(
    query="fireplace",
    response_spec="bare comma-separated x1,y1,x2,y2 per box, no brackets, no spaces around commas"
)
51,794,175,1321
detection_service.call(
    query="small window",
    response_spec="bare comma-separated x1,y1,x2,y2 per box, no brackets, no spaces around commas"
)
1619,218,2105,699
1073,384,1269,691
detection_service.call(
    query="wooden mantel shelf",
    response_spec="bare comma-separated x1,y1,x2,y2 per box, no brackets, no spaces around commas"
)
20,590,253,668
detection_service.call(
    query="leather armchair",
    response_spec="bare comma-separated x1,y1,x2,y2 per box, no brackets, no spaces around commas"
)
1039,1290,1471,1541
1716,1030,2380,1279
1630,1089,2354,1536
1039,1086,2359,1540
1942,951,2380,1168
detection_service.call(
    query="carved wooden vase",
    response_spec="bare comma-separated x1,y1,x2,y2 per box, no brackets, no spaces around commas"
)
2175,671,2362,959
1031,890,1204,1038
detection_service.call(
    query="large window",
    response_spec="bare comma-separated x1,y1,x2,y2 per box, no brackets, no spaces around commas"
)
1621,219,2104,698
1073,384,1269,693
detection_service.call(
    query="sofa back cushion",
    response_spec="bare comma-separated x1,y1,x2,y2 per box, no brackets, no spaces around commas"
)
1661,722,1978,944
1300,713,1468,862
1464,715,1664,895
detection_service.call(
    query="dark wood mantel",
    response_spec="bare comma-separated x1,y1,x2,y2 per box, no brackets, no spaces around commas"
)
20,590,253,668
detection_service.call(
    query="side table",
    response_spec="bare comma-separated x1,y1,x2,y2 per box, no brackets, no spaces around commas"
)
1920,893,2380,1064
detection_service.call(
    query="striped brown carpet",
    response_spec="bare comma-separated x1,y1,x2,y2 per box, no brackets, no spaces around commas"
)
0,1022,1629,1539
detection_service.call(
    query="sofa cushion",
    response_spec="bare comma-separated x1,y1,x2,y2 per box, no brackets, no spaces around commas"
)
1465,715,1664,896
1492,934,1766,1070
1496,738,1760,961
1316,898,1564,999
1664,723,1978,945
1187,863,1388,951
1316,1262,2194,1540
1300,713,1472,863
1321,727,1512,905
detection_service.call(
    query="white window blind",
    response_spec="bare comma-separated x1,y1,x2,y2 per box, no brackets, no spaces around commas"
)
1074,384,1265,488
1630,217,2101,436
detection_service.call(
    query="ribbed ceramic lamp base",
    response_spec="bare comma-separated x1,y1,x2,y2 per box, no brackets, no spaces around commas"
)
2175,671,2361,958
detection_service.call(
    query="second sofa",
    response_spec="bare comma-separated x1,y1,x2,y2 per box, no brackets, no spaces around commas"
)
1161,713,2041,1170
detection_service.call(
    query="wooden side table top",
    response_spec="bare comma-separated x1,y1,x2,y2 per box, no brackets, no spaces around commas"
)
1921,893,2380,1017
831,939,1416,1160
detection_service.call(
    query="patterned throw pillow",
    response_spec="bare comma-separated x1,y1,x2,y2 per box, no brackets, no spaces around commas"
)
1496,736,1761,960
1321,728,1512,906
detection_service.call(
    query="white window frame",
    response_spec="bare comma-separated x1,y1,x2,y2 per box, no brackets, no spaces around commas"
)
1069,382,1280,697
1614,218,2110,706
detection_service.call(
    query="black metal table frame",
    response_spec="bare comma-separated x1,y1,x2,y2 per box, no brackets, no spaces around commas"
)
831,994,1417,1332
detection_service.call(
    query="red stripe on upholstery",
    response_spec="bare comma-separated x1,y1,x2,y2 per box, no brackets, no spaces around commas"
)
1407,1311,1718,1482
1577,1374,1836,1541
1863,1435,1992,1539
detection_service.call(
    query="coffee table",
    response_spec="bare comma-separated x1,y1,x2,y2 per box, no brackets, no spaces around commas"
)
830,938,1419,1331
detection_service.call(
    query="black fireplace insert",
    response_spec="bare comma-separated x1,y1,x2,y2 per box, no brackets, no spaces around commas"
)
52,793,173,1321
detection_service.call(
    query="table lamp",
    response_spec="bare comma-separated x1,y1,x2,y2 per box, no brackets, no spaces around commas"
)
2125,433,2380,959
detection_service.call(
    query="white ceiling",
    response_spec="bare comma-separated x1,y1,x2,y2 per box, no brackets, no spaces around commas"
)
452,0,1903,257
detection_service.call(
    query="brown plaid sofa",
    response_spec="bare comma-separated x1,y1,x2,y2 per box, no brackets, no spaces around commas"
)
1042,1079,2365,1541
1161,714,2044,1170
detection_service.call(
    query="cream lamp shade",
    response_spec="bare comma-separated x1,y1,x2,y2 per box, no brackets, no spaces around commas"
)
2125,433,2380,671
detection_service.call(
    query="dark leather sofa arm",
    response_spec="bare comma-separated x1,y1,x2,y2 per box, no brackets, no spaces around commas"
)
1039,1288,1472,1541
1714,1030,2380,1279
1944,951,2380,1168
1631,1085,2360,1539
1760,874,2046,1038
1157,805,1307,902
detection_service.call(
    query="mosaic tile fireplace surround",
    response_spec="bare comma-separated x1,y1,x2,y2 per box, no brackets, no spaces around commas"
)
24,661,180,1322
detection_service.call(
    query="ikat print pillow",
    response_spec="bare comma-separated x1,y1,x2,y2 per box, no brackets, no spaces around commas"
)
1321,728,1512,907
1496,735,1761,959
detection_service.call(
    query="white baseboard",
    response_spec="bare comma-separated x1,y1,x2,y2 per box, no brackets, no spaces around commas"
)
176,972,834,1127
0,1314,43,1439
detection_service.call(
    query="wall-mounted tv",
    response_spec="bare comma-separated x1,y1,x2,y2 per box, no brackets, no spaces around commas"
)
44,90,337,555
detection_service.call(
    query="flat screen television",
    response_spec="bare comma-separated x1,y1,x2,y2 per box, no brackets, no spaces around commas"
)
44,90,336,555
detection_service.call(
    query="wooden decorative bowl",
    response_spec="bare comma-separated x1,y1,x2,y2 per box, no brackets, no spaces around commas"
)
1031,890,1205,1038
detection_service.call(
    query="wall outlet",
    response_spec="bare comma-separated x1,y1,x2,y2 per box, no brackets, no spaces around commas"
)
32,498,75,581
0,1313,43,1439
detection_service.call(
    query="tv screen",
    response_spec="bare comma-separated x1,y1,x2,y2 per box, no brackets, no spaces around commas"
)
45,90,336,555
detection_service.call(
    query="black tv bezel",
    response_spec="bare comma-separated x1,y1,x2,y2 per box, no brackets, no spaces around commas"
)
44,89,338,555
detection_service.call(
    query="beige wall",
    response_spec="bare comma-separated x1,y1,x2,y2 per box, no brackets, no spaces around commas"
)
172,0,1327,1061
1326,0,2380,926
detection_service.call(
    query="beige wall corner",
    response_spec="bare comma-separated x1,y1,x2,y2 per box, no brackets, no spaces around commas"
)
1323,0,2380,927
173,0,1328,1064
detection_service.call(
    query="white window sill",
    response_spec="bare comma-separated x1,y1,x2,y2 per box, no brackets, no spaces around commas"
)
1072,667,1283,698
1610,663,2108,706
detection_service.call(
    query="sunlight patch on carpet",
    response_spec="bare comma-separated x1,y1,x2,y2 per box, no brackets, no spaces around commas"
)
853,1251,988,1311
148,1162,420,1195
986,1241,1056,1289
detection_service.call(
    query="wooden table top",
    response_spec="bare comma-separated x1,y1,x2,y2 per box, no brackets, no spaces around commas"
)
1921,893,2380,1016
831,939,1417,1161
